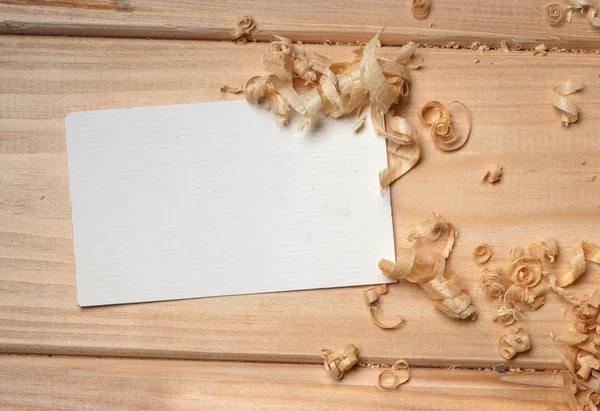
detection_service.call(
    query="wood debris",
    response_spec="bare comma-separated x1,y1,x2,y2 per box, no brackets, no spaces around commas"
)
483,164,503,183
411,0,431,19
545,3,567,25
231,15,256,43
419,100,472,151
320,344,359,380
474,243,492,264
220,84,244,94
499,327,531,359
552,80,584,126
379,215,476,321
363,284,404,329
500,40,509,52
533,44,548,56
377,360,411,391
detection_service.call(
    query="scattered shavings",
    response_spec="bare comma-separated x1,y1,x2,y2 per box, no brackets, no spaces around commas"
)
363,284,404,329
320,344,359,380
529,238,558,263
483,164,503,183
377,360,411,391
379,248,477,320
499,327,531,359
240,32,424,191
406,214,457,258
474,243,492,264
500,40,509,52
552,80,584,127
419,100,471,151
231,15,256,43
220,84,244,94
493,304,524,326
411,0,431,19
545,3,567,25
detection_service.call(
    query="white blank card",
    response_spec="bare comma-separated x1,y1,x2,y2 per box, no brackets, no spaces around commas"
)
65,100,394,306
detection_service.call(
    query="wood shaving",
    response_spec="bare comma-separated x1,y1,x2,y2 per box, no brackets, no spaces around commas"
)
529,239,559,263
353,116,365,132
545,3,567,25
493,304,524,326
379,249,476,320
508,259,542,288
377,360,411,391
552,80,584,127
510,247,525,262
411,0,431,19
231,15,256,41
320,344,359,380
500,40,509,52
480,268,508,299
514,43,523,51
483,164,503,183
499,328,531,359
407,214,456,258
473,57,480,63
592,175,597,182
554,243,586,287
474,243,492,264
363,284,404,329
419,100,471,151
220,84,244,94
533,44,548,56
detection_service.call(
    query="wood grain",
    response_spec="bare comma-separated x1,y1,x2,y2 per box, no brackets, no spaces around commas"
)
1,35,599,368
0,355,568,410
1,0,600,49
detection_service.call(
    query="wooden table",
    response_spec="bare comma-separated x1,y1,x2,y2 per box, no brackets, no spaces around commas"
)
1,1,599,409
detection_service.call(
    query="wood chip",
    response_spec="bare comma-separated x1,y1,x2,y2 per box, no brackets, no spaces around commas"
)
499,328,531,359
220,84,244,94
320,344,359,380
500,40,509,52
410,0,431,19
377,360,411,391
474,243,492,264
545,3,567,26
483,164,503,183
552,80,584,127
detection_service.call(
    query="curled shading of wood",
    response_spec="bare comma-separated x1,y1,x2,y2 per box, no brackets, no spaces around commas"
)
231,15,256,42
411,0,431,19
545,3,567,26
320,344,359,380
499,328,531,359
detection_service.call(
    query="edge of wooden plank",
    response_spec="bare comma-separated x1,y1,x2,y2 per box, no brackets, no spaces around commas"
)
0,354,568,410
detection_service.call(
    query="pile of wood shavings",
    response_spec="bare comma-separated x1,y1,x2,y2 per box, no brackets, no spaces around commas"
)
240,32,423,192
377,214,477,321
478,241,600,364
543,0,600,28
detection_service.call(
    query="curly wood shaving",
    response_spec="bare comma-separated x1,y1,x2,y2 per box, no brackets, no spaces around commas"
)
499,327,531,359
577,355,600,380
483,164,503,183
411,0,431,19
588,289,600,309
363,284,404,329
574,303,599,325
320,344,359,380
504,284,529,307
474,243,492,264
407,214,456,258
553,81,584,127
220,84,244,94
508,259,542,288
493,304,524,325
549,273,581,305
361,32,403,115
379,250,476,320
480,268,508,299
528,281,550,309
420,101,471,151
510,247,525,263
396,42,419,64
545,3,567,25
377,360,411,391
231,15,256,41
563,371,580,411
555,243,587,287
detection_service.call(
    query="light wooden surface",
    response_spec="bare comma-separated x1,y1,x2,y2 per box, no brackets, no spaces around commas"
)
1,0,600,49
1,35,599,373
0,355,568,410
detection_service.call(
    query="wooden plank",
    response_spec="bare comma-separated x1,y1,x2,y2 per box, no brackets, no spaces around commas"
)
0,355,568,410
1,35,599,368
1,0,599,49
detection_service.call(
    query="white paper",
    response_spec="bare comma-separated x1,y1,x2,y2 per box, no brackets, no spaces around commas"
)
65,100,394,306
